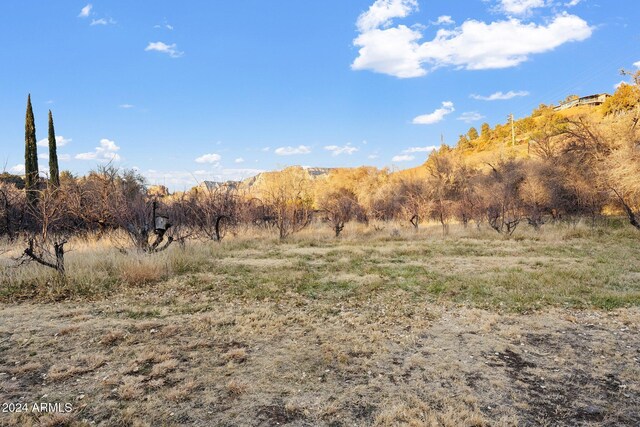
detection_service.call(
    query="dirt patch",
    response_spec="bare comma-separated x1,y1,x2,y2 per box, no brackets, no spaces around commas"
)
493,348,536,370
1,259,640,427
256,402,304,426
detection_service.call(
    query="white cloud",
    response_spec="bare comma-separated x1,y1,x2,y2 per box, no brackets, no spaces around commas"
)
353,25,427,78
261,147,271,152
402,146,438,153
119,104,134,109
324,144,359,156
37,136,72,147
458,111,486,123
78,4,92,18
154,23,174,30
352,2,593,78
634,61,640,69
435,15,454,25
75,138,121,162
368,154,379,159
145,42,184,58
235,157,245,163
356,0,419,33
421,13,592,71
392,154,415,162
471,90,529,101
565,0,582,6
91,17,116,26
274,145,311,155
195,153,222,164
499,0,546,16
9,164,25,174
412,101,454,125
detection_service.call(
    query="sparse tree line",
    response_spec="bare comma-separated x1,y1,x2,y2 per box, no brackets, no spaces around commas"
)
1,82,639,277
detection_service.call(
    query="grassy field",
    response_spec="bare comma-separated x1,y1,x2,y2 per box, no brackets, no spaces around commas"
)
1,222,639,426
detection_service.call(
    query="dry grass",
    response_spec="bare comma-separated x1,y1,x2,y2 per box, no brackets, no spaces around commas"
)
1,221,640,425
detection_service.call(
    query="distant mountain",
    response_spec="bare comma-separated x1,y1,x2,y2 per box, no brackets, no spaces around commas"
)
239,166,333,189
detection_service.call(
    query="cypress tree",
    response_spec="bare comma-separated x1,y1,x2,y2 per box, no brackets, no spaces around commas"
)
24,94,39,206
48,110,60,189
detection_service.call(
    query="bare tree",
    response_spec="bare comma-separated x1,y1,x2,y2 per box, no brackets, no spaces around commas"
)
519,168,550,230
451,161,481,228
20,186,69,275
318,188,364,237
369,182,404,222
426,154,456,235
189,184,239,241
482,160,525,235
79,165,121,236
104,169,175,252
529,111,566,161
260,167,313,239
0,183,25,241
397,180,428,230
602,115,640,230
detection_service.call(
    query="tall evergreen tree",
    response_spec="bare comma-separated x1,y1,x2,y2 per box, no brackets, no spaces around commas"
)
24,94,39,206
48,110,60,189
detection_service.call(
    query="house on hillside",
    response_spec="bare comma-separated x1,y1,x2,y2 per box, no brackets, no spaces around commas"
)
554,93,610,111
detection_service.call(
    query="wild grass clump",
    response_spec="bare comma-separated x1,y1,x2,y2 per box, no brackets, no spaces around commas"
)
0,237,171,301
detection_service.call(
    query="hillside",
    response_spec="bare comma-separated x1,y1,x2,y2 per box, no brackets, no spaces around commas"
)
226,89,619,194
396,96,616,180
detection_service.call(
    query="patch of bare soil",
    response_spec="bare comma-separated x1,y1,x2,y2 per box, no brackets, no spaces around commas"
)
1,299,638,426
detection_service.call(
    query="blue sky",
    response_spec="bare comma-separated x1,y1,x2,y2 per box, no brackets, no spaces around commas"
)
1,0,638,190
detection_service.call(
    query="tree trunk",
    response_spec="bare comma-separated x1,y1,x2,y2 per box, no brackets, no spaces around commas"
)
410,215,419,229
24,238,66,276
54,240,65,276
215,215,229,242
0,190,12,240
612,188,640,231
